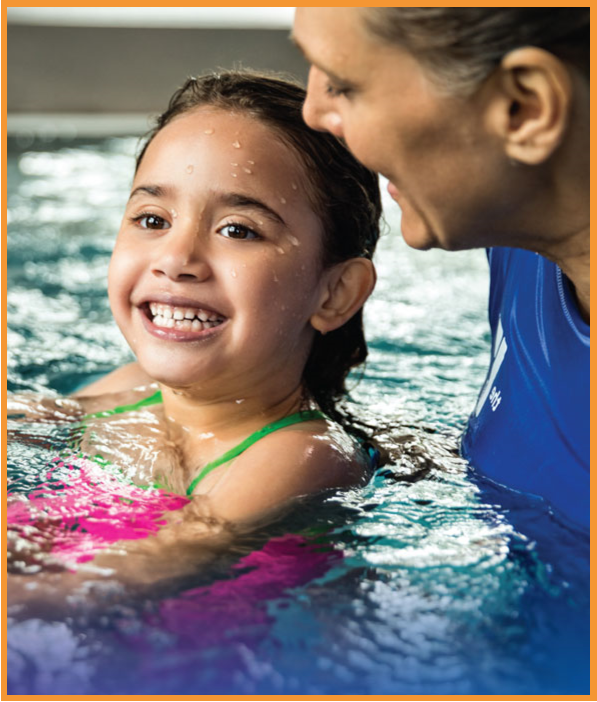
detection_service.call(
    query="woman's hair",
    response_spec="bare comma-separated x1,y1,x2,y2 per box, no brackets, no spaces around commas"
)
363,8,589,94
136,71,382,429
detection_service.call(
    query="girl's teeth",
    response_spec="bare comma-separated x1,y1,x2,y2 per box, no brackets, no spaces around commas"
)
149,303,224,329
151,314,224,332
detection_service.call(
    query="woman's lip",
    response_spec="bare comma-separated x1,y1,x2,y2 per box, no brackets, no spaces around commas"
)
138,306,227,342
387,181,400,201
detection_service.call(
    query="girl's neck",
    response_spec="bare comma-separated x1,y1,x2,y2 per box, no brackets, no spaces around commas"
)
159,383,308,442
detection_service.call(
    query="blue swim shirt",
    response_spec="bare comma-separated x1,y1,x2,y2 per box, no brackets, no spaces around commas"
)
461,247,589,529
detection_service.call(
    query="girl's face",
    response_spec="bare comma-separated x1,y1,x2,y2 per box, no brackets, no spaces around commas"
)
109,108,331,400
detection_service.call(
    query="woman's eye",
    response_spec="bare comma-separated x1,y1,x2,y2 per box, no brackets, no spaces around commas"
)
325,82,350,98
219,223,260,240
134,214,170,230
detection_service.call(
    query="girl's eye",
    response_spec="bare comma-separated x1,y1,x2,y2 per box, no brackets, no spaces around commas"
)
133,214,171,230
218,223,260,240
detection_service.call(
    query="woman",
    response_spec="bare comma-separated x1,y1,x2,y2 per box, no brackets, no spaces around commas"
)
292,8,589,528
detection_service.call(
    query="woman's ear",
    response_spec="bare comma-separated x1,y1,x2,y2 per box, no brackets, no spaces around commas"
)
486,47,573,165
310,258,376,334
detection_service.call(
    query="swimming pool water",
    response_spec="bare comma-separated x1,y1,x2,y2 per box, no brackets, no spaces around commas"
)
6,136,589,695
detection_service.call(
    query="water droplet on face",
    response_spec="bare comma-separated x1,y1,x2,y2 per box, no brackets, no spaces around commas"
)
231,162,238,167
242,167,252,174
170,208,178,219
275,246,286,255
231,172,238,178
235,398,245,404
186,165,194,174
291,182,298,190
280,197,287,205
230,269,238,278
204,128,214,135
232,140,241,149
287,234,300,247
247,160,255,165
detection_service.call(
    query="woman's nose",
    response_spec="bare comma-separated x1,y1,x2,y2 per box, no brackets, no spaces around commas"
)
303,66,345,138
152,225,212,282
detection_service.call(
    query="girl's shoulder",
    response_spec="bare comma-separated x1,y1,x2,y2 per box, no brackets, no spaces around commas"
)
71,362,154,398
74,384,161,419
201,417,370,525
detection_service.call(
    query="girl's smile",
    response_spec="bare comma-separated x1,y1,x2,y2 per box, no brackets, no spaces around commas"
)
138,297,228,342
108,107,331,398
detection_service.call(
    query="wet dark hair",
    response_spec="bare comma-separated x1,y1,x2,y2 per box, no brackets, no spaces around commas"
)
364,8,589,94
136,70,382,429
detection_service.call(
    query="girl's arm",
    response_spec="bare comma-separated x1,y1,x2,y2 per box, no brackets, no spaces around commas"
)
8,380,156,424
8,427,368,616
7,500,236,619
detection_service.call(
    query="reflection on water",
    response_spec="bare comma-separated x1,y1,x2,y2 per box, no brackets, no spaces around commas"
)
6,137,589,695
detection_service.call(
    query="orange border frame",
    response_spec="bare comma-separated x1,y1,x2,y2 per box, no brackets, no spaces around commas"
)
2,2,593,701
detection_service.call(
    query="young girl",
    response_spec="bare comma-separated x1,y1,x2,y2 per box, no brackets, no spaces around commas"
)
8,71,381,593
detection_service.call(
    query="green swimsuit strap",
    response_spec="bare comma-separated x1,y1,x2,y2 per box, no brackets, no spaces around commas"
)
82,389,163,420
186,409,326,497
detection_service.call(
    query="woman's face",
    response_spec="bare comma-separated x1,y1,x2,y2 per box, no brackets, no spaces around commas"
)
109,107,334,398
293,7,521,252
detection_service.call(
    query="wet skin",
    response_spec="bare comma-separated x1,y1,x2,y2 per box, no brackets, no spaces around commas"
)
292,8,585,256
109,107,333,408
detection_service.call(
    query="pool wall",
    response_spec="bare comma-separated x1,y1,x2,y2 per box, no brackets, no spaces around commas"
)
8,10,307,136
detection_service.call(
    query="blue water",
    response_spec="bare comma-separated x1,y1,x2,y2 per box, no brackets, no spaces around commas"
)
6,136,589,695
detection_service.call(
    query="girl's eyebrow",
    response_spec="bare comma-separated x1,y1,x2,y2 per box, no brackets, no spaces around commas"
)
128,184,169,201
219,192,286,226
128,185,287,227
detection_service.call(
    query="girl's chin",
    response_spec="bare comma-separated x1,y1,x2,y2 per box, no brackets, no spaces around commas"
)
134,360,219,393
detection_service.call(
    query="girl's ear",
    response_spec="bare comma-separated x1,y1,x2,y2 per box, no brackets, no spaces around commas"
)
310,258,376,334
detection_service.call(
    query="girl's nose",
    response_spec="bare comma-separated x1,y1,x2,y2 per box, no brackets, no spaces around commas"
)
303,66,345,138
152,225,212,282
